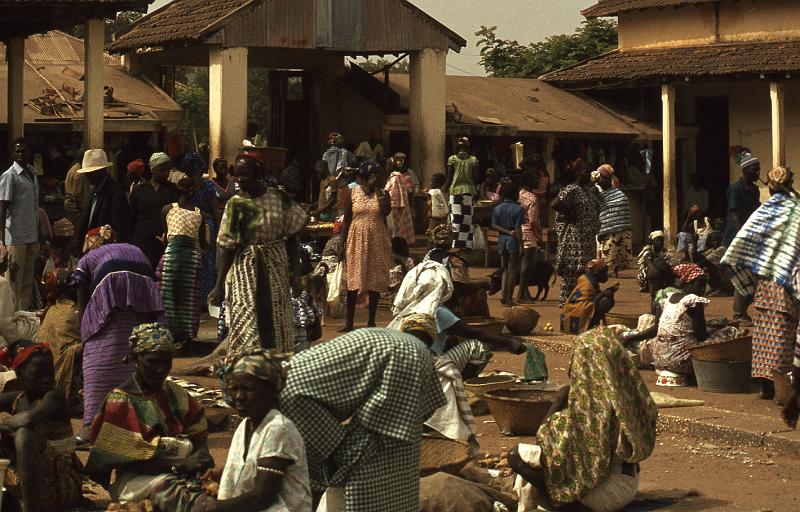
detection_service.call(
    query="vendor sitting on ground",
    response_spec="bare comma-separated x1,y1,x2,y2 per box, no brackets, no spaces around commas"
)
0,341,83,512
397,306,527,449
560,259,619,335
34,269,83,416
508,328,658,512
693,231,734,297
636,231,668,292
652,264,710,386
86,323,213,508
165,349,312,512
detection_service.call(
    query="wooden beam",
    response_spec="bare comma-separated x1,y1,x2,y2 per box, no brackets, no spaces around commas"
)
6,37,25,147
661,83,678,245
83,18,105,149
770,82,786,169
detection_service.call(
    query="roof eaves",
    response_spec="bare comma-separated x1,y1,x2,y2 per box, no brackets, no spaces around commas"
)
539,47,621,81
398,0,466,51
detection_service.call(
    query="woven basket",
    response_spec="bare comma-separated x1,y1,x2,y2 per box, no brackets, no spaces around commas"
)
604,313,640,329
504,306,540,335
483,388,557,436
463,316,505,336
419,436,471,477
464,375,516,396
690,336,752,363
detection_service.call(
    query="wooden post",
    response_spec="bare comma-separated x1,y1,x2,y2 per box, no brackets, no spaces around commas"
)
661,84,678,245
408,48,446,186
208,46,248,166
7,37,25,147
770,82,786,169
84,18,105,150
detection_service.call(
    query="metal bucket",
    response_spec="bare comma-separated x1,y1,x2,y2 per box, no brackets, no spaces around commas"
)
691,359,754,394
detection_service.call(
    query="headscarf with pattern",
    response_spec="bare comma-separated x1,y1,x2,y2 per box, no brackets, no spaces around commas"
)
224,348,291,391
129,323,175,354
400,313,438,341
672,263,705,283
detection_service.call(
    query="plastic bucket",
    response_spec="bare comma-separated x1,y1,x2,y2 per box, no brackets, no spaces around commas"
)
691,359,754,393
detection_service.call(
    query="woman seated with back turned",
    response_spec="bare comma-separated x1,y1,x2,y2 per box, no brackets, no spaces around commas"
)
508,328,658,512
560,259,619,335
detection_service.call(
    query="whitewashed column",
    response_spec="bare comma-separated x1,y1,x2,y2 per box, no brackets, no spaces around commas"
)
209,46,248,166
770,82,786,169
661,84,678,245
409,48,447,186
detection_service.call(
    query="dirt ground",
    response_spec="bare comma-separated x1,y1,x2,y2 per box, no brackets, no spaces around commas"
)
80,266,799,511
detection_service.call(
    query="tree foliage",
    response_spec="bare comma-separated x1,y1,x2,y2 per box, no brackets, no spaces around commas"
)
476,19,618,78
71,11,145,43
356,57,410,74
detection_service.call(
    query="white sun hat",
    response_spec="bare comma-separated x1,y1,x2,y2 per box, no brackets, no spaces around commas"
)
78,149,113,174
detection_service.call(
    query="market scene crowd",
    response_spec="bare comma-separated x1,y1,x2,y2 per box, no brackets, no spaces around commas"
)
0,126,798,512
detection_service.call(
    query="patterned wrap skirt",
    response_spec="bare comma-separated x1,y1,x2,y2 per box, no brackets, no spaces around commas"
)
225,240,294,359
450,194,474,249
157,235,202,341
752,279,800,379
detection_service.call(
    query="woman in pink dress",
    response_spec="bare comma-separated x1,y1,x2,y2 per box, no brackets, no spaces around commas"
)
341,164,392,331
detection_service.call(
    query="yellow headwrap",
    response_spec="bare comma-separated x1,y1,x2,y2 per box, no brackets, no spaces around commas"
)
400,313,438,341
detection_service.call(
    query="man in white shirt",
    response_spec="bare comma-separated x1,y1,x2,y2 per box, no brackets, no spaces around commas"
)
0,138,40,310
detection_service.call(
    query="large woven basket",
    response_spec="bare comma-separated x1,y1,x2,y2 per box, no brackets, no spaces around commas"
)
483,388,557,436
604,313,640,329
690,336,752,363
419,436,471,477
464,375,516,397
463,316,505,336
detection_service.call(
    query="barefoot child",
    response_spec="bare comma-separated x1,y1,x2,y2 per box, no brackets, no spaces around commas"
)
0,341,83,512
491,182,525,305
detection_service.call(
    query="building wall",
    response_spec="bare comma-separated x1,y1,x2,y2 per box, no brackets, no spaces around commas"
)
618,0,800,49
674,80,800,203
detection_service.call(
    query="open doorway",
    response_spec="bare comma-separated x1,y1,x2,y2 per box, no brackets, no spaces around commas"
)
694,97,730,219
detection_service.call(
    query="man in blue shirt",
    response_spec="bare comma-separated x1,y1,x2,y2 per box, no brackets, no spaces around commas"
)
725,150,761,323
492,182,525,305
0,138,40,310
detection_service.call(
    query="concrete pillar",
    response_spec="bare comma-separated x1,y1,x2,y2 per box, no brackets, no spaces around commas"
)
83,18,105,150
770,82,786,169
7,37,25,145
661,84,678,245
408,48,446,186
209,46,248,166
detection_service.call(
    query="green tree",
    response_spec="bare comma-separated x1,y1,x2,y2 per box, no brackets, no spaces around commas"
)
71,11,145,43
175,82,208,149
477,19,618,78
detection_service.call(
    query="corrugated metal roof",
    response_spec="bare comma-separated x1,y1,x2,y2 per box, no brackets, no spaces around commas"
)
541,40,800,85
108,0,465,53
0,30,180,128
582,0,727,17
388,74,647,137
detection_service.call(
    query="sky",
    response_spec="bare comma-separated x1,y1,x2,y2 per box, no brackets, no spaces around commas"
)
149,0,592,76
